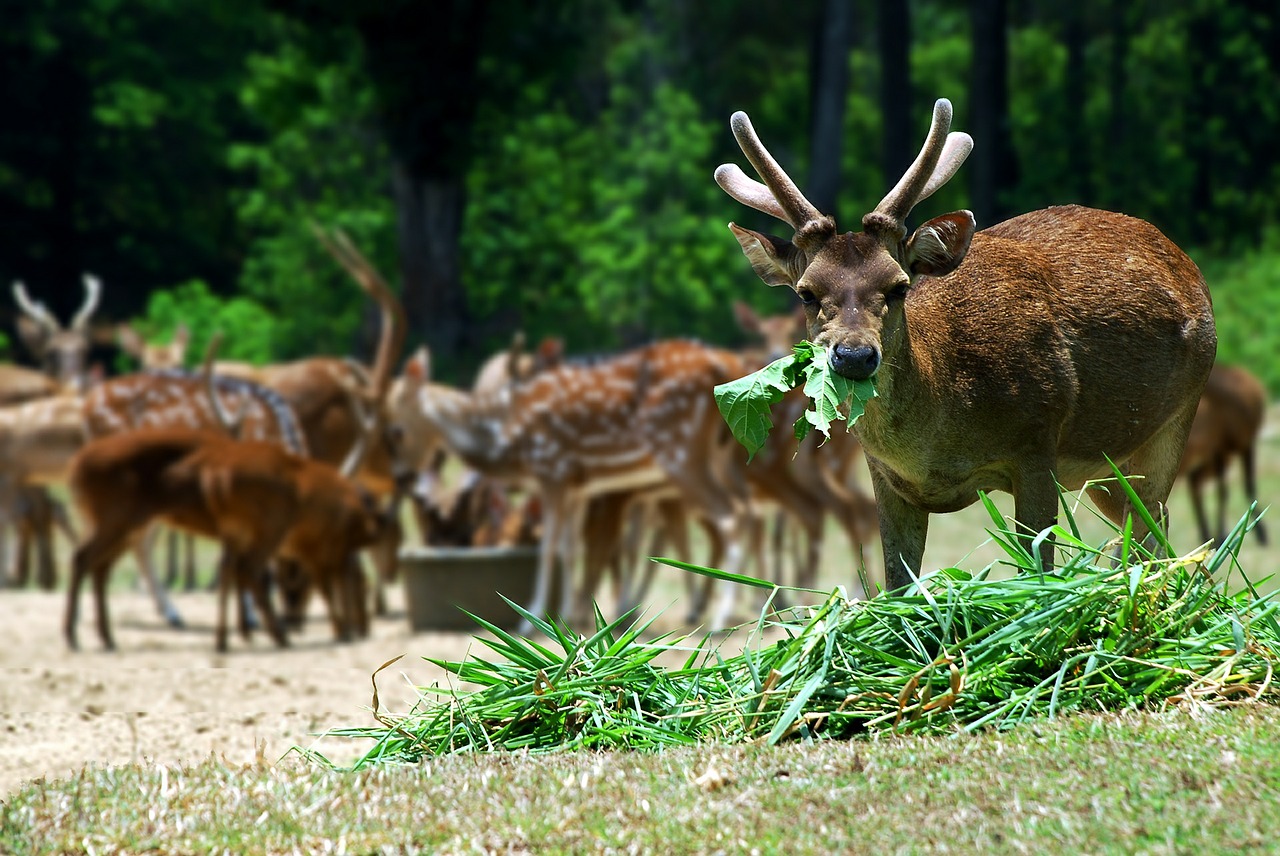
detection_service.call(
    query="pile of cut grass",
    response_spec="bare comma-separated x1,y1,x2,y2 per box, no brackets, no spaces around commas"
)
312,488,1278,770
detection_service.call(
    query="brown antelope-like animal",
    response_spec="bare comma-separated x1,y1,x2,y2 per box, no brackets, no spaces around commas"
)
65,423,402,652
732,301,878,590
12,275,102,393
212,229,414,617
716,98,1217,589
0,364,69,588
1178,364,1268,547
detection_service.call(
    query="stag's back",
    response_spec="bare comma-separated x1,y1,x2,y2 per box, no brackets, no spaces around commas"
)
892,205,1216,486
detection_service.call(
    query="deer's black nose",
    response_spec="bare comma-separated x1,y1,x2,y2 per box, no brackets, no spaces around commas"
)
829,344,880,380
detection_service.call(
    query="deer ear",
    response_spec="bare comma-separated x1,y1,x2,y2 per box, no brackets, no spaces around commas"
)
728,223,804,287
905,211,976,277
117,324,144,357
732,300,760,333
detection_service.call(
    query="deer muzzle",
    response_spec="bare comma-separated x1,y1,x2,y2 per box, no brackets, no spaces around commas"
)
829,343,881,380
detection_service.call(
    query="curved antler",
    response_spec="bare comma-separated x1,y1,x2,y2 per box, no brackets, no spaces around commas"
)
11,282,58,332
715,111,824,231
311,224,408,479
865,99,974,236
200,331,248,438
72,275,102,330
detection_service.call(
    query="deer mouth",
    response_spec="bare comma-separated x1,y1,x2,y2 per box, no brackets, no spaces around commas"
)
828,342,881,380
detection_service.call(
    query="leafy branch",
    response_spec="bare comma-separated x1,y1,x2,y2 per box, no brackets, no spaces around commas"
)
713,341,877,460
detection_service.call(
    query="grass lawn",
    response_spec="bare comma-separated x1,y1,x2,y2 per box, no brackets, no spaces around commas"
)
5,705,1280,854
5,413,1278,854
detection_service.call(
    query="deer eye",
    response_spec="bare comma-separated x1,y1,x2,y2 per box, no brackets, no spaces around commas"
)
796,288,817,306
887,282,910,302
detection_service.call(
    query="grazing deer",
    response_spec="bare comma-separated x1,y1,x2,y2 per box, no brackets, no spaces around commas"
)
212,229,414,617
716,98,1217,590
732,301,878,593
12,275,101,393
1178,364,1268,547
64,423,403,652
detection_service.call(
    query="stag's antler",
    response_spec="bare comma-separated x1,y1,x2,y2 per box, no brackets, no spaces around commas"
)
714,112,824,232
11,282,58,332
72,275,102,331
864,99,973,237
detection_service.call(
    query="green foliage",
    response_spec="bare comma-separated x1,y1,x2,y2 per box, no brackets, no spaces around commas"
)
713,342,876,460
228,22,397,360
317,497,1276,764
135,280,277,368
463,81,746,352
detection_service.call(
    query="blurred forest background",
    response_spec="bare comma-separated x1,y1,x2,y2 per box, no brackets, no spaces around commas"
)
1,0,1278,385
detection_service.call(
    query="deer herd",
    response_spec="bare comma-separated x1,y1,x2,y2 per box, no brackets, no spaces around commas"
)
0,99,1270,652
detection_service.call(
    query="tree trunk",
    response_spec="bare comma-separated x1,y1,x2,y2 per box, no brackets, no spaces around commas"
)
391,162,470,363
968,0,1018,227
807,0,855,214
1062,3,1089,203
877,0,913,192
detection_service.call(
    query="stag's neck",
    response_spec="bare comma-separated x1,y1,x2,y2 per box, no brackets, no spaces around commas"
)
418,383,523,476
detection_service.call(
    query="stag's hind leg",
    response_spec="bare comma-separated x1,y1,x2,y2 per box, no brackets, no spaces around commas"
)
1087,405,1196,557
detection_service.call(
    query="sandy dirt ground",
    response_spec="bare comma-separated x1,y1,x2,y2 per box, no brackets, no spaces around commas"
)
0,584,481,797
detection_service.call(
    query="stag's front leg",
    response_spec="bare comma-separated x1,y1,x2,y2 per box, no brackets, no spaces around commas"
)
1013,466,1060,572
867,465,928,593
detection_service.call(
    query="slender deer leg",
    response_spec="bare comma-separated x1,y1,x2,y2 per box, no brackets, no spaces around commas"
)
868,464,928,592
1243,448,1268,545
133,526,185,628
1187,472,1212,545
1214,455,1230,546
214,547,236,653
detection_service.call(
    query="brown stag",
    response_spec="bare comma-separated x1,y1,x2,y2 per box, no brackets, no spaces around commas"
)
716,98,1216,589
1178,363,1268,547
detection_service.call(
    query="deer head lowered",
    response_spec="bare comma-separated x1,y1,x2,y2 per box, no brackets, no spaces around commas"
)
65,418,405,652
716,98,1217,589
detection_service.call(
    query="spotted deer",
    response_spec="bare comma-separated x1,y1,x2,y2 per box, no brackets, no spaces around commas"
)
0,394,88,589
716,98,1217,589
732,301,878,593
417,339,755,630
1178,364,1268,547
